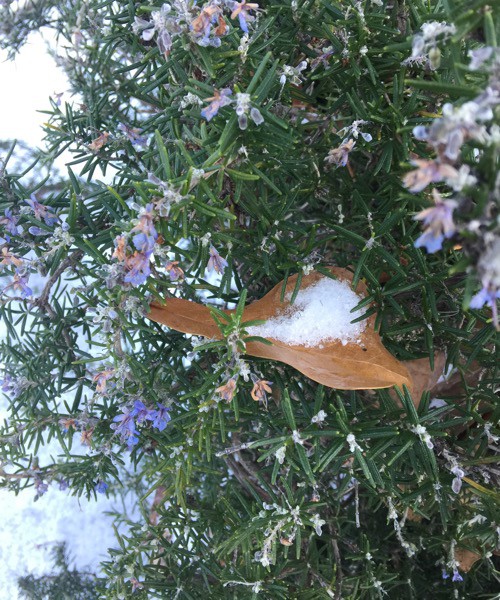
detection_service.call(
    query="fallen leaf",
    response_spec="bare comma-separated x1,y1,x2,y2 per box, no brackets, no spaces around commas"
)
148,267,412,391
394,351,447,408
454,547,481,573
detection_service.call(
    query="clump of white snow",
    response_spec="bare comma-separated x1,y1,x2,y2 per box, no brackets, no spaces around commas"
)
246,277,367,347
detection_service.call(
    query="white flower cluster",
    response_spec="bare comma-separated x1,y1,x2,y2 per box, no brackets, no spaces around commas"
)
235,93,264,130
311,409,327,424
279,60,307,86
405,21,456,70
310,513,326,536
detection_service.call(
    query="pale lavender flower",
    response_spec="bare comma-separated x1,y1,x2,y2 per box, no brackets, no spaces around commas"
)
133,4,179,56
208,245,228,274
325,139,356,167
234,92,264,129
231,1,259,34
123,252,152,286
450,465,464,494
131,400,150,424
337,120,372,143
412,91,500,162
201,88,233,121
25,194,59,226
279,61,308,85
118,123,149,149
1,374,19,397
0,208,22,236
147,403,171,431
414,190,458,254
452,569,463,583
111,407,140,447
35,478,49,497
28,226,51,236
3,270,33,297
468,46,495,71
190,2,226,47
470,238,500,329
165,260,184,280
95,480,108,494
403,159,458,193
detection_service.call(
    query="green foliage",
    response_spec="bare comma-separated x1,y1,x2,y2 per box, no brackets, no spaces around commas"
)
0,0,499,598
17,543,101,600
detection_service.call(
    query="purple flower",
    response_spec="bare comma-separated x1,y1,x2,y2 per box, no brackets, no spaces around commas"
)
470,286,500,310
0,208,23,236
130,204,158,254
52,92,64,106
95,480,108,494
165,260,184,281
231,1,259,33
132,4,177,57
5,270,33,298
58,479,69,491
452,569,463,582
442,569,449,580
414,189,457,253
111,407,140,448
208,245,228,274
201,88,232,121
118,123,149,150
28,226,51,236
131,400,150,425
325,139,356,168
25,194,59,226
1,374,13,394
132,231,156,254
124,252,151,286
191,3,225,47
35,478,49,497
403,159,459,193
470,286,500,329
147,403,171,431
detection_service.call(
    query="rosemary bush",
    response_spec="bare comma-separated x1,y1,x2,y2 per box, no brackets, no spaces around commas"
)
0,0,499,598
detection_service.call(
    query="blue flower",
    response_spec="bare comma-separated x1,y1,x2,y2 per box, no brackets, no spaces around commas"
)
28,226,51,236
452,569,463,583
25,194,59,226
131,400,150,424
201,89,232,121
132,231,156,254
95,480,108,494
231,1,259,33
123,252,151,286
414,189,457,254
6,270,33,298
35,478,49,497
111,407,140,447
415,230,445,253
147,403,171,431
0,208,23,236
470,286,500,310
117,123,149,150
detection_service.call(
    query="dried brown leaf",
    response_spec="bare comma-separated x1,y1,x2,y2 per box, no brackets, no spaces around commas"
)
454,547,482,573
148,268,412,391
